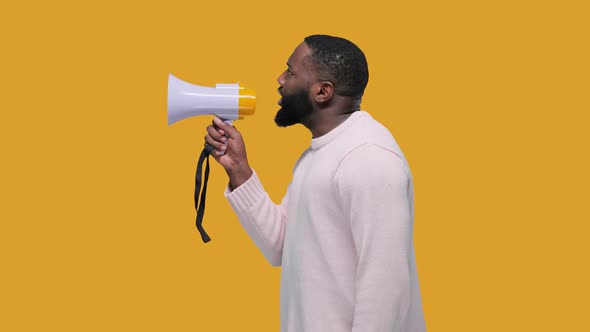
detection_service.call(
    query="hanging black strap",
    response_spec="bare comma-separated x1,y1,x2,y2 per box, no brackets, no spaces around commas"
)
195,143,215,243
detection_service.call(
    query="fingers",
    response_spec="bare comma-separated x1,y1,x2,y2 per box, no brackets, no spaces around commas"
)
205,133,226,152
205,117,246,163
206,123,228,156
213,117,240,139
207,124,226,143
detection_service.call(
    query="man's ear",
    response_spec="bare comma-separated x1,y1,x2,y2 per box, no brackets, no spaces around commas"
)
312,81,334,103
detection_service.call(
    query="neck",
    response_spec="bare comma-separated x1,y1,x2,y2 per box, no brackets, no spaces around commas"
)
302,100,360,138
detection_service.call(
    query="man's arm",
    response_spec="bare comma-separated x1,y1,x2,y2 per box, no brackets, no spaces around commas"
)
205,117,287,266
335,144,412,331
224,171,288,266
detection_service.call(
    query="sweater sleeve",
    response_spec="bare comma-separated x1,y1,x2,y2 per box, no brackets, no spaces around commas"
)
335,144,412,332
224,170,288,267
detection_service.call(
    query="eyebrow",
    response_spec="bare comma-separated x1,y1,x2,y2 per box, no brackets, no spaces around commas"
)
286,62,296,74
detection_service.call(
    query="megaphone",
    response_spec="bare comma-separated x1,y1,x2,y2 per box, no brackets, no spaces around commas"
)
167,73,256,125
167,73,256,244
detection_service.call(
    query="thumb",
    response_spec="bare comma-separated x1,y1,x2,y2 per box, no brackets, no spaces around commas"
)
213,117,239,138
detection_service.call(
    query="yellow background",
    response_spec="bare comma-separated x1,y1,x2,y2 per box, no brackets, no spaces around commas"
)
1,0,588,331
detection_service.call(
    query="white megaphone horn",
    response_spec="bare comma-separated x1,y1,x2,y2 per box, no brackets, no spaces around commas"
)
167,73,256,126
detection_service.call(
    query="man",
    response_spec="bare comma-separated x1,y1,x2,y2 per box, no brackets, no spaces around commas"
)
205,35,426,332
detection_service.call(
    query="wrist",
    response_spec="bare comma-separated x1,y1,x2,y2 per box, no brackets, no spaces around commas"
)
227,165,253,191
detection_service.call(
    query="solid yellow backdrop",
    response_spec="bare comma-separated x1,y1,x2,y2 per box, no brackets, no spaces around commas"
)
1,0,588,331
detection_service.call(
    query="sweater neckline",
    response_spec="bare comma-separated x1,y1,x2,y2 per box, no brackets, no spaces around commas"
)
311,111,368,150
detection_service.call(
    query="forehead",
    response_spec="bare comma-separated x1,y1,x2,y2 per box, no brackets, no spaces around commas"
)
288,42,312,69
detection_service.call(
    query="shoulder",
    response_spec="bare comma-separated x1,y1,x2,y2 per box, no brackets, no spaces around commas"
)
335,143,409,189
344,111,405,156
338,143,408,174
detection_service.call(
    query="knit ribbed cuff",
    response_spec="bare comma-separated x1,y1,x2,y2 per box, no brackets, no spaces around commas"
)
224,170,264,208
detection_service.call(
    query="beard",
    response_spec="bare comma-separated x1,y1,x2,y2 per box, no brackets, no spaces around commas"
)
274,87,314,127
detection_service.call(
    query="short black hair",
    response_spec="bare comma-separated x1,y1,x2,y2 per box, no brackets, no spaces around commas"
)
303,35,369,99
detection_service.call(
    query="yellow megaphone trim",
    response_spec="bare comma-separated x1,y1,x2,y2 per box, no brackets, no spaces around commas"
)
238,84,256,116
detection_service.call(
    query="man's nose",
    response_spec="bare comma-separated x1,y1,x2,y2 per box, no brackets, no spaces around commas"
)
277,72,285,86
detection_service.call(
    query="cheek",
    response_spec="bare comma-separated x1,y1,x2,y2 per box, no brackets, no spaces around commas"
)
281,83,292,95
283,78,301,92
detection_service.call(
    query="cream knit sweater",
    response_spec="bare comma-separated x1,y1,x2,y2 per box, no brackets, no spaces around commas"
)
225,111,426,332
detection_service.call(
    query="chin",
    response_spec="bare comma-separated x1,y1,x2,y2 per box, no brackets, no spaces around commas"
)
274,108,300,127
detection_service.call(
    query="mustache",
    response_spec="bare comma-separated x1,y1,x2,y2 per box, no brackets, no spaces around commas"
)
278,87,283,96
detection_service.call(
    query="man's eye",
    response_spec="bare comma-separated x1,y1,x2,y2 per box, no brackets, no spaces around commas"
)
286,70,293,76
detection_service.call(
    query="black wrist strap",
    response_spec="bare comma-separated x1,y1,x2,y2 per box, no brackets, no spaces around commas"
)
195,144,215,243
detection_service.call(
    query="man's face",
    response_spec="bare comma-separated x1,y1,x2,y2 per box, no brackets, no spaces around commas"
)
275,42,316,127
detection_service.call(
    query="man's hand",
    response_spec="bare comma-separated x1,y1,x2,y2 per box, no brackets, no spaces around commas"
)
205,117,253,191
